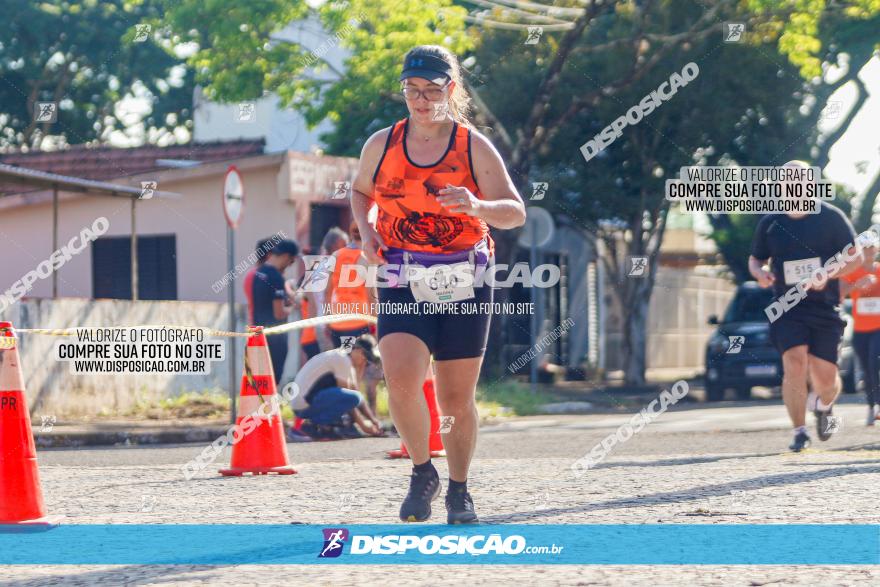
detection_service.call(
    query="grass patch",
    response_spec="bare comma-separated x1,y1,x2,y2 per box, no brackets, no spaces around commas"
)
126,391,230,419
477,380,555,417
375,382,390,418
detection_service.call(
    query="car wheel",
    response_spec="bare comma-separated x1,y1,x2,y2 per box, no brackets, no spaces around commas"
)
705,383,725,402
735,386,752,400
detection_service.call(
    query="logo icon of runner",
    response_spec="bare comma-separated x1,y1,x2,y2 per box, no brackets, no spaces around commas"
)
727,335,745,354
35,102,58,123
525,26,544,45
340,336,357,354
319,528,349,558
332,182,350,199
300,256,337,293
628,256,648,277
438,415,455,433
724,23,745,42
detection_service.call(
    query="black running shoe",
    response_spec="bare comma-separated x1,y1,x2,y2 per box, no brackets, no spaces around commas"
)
446,491,479,525
789,430,811,452
816,406,836,441
399,468,441,522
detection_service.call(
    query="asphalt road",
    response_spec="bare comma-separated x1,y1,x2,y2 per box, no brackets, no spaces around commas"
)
37,394,879,467
8,396,879,586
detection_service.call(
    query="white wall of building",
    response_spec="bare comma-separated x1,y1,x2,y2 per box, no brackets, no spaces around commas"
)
192,17,345,154
0,152,357,307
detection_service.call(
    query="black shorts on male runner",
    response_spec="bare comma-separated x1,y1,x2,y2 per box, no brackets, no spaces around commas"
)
377,283,493,361
769,302,846,364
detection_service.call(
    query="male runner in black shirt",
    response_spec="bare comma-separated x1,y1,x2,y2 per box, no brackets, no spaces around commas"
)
749,161,875,451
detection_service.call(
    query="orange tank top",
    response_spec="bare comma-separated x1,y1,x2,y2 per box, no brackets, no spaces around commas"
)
329,246,371,331
372,118,492,254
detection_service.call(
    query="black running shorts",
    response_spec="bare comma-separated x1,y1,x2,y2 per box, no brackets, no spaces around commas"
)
769,302,846,364
377,284,494,361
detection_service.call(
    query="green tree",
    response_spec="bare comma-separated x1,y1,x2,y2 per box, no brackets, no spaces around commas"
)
0,0,193,150
162,0,473,153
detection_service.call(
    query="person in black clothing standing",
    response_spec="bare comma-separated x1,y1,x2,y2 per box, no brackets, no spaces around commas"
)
252,239,300,384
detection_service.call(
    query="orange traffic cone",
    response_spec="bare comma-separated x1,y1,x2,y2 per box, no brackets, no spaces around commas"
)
387,377,447,459
219,326,297,476
0,322,61,526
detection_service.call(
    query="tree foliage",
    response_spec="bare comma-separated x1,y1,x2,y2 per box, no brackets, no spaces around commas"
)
0,0,193,149
162,0,473,155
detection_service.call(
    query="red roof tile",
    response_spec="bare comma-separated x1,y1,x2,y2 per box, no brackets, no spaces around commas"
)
0,139,265,183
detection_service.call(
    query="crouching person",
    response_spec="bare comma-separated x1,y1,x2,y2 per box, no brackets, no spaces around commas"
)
287,335,384,439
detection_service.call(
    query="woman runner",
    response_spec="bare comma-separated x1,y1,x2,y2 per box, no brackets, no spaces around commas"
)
349,45,526,523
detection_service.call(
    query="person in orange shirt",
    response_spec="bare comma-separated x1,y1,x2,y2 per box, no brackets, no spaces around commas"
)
350,45,526,524
325,222,376,348
842,261,880,425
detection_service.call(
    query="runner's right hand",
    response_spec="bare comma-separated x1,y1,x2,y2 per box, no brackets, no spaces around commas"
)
361,224,388,265
755,268,775,288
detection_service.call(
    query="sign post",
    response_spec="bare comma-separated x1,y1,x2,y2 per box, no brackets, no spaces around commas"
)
223,166,244,424
518,207,555,392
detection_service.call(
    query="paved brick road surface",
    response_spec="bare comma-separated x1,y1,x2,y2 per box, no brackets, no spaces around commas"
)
3,400,879,585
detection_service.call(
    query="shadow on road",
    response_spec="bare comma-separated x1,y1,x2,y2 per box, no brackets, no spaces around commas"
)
585,452,781,470
482,463,880,524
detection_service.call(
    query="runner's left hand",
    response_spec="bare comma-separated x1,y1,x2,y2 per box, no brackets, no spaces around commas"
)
437,184,481,216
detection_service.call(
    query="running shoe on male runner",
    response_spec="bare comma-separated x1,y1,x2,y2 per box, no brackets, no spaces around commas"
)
399,464,441,522
815,407,836,441
808,391,837,441
789,429,812,452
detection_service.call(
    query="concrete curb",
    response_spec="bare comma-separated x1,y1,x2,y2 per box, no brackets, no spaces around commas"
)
34,426,230,449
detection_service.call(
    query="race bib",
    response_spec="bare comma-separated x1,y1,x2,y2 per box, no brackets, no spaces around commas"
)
783,257,821,285
856,297,880,315
409,262,476,304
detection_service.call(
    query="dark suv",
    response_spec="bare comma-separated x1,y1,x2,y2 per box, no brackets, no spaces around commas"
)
704,282,856,401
